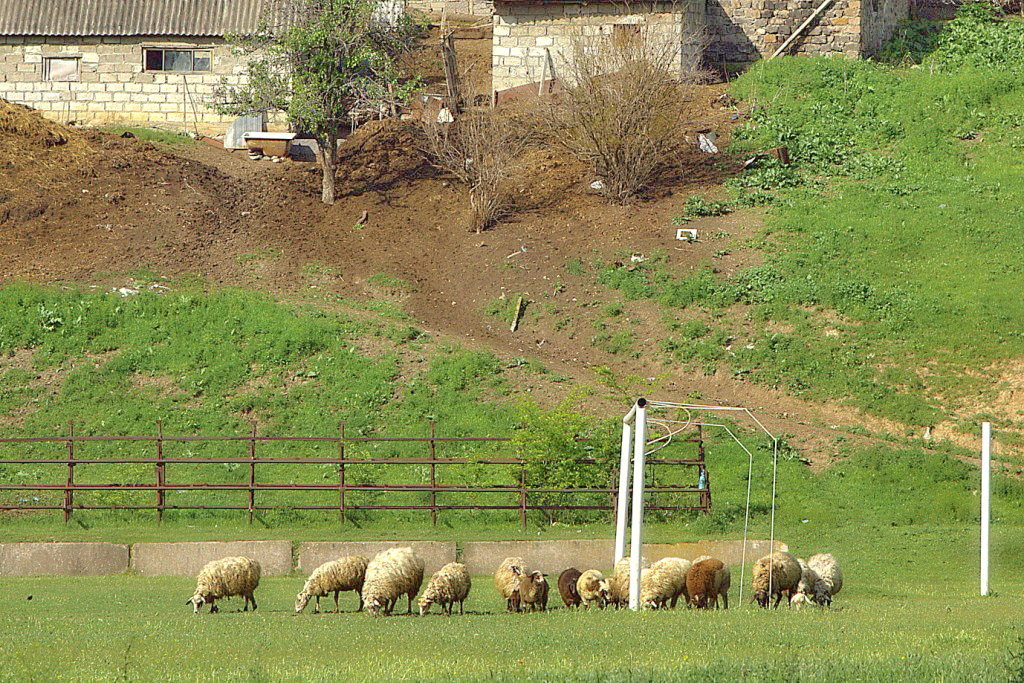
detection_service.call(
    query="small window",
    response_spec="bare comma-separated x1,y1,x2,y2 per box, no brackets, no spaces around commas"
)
44,57,80,82
144,48,212,72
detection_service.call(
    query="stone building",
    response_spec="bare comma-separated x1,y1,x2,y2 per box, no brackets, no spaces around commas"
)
492,0,909,93
0,0,276,134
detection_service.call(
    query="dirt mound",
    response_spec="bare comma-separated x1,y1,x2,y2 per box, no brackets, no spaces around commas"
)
335,119,433,196
0,100,93,193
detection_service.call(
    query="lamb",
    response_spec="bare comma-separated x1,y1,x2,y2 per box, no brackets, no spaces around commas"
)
187,556,261,614
418,562,471,616
361,546,425,616
807,553,843,606
576,569,611,609
640,557,691,610
789,558,819,609
608,556,647,608
518,570,550,612
751,551,801,608
295,556,369,614
558,568,583,608
494,557,526,612
686,558,730,609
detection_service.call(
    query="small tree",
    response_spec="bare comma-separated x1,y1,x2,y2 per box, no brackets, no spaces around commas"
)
216,0,418,204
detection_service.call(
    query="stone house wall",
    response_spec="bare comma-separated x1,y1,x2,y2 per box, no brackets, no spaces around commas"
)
408,0,495,16
0,36,247,135
492,1,706,93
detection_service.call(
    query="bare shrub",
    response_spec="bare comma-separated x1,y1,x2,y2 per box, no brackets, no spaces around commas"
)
549,24,704,202
422,111,533,232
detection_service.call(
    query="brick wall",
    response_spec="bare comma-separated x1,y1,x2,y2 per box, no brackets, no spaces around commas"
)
708,0,862,62
408,0,494,15
860,0,909,54
0,36,247,135
492,1,706,93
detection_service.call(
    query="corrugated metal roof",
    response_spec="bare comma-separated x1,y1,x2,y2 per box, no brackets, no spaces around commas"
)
0,0,275,37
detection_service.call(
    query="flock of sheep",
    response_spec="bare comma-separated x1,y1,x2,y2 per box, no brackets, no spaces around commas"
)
186,547,842,615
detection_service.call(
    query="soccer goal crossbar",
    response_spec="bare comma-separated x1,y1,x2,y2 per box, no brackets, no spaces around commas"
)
615,398,780,611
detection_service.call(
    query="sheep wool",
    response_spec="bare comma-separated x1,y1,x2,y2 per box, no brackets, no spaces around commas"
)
790,558,819,609
295,555,369,613
686,558,730,609
608,556,648,608
751,551,801,608
362,547,425,616
518,570,549,612
558,568,583,608
807,553,843,606
419,562,472,616
640,557,691,609
494,557,526,612
188,556,261,614
576,569,610,609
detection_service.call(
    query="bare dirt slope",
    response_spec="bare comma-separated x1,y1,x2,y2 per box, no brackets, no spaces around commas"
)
0,69,916,461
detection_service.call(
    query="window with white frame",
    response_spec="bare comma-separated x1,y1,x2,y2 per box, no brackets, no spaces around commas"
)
144,48,212,72
44,57,80,82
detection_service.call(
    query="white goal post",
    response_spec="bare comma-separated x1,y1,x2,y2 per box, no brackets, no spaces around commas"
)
615,398,780,611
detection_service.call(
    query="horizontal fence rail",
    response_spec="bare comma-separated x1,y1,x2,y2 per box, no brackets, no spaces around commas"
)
0,422,711,527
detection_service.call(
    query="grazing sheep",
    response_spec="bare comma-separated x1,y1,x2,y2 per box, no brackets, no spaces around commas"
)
419,562,471,616
518,570,550,612
362,547,425,616
558,568,583,608
790,558,819,609
576,569,611,609
187,556,261,614
752,551,801,608
640,557,692,609
807,553,843,606
494,557,526,612
686,558,730,609
608,556,648,608
295,556,369,614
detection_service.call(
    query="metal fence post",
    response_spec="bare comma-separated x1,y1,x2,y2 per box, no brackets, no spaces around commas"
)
248,423,257,524
519,462,527,529
429,421,437,526
156,420,165,523
338,421,346,525
64,421,74,523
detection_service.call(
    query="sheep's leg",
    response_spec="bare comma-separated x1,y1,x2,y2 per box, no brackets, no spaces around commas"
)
333,591,340,614
772,592,782,609
408,592,414,614
722,592,729,610
357,591,363,612
250,593,257,611
210,601,219,614
459,599,464,615
313,596,321,614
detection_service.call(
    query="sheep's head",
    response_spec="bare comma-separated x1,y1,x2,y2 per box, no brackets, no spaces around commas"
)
186,593,207,614
597,579,611,602
530,571,547,585
753,590,769,608
294,592,312,613
814,590,832,607
366,596,386,616
418,596,433,616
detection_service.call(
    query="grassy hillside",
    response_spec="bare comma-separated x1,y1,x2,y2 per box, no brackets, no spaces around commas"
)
595,7,1024,438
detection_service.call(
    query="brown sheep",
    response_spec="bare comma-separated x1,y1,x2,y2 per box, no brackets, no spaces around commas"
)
518,570,549,612
686,558,731,609
558,568,583,608
752,551,801,608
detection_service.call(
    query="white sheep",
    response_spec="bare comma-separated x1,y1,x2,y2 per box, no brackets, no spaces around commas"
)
808,553,843,606
295,556,369,613
576,569,611,609
494,557,525,612
608,556,648,608
790,558,819,609
640,557,691,609
187,556,261,614
419,562,472,616
362,547,425,616
752,551,801,608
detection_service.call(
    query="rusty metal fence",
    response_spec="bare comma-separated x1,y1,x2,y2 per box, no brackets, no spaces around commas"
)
0,422,711,527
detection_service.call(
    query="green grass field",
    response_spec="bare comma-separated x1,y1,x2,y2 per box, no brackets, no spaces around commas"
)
1,523,1022,681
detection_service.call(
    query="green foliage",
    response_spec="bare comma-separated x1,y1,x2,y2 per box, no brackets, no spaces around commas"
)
564,257,588,276
100,127,196,146
511,396,620,523
365,273,415,292
675,196,733,223
877,20,944,64
929,2,1024,70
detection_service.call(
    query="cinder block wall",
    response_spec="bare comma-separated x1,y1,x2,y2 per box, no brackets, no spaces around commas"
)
0,36,246,135
408,0,494,16
492,1,707,93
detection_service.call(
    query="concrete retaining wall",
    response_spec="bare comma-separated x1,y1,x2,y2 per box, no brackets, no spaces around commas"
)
298,542,456,575
0,539,787,576
0,542,129,576
131,541,293,577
